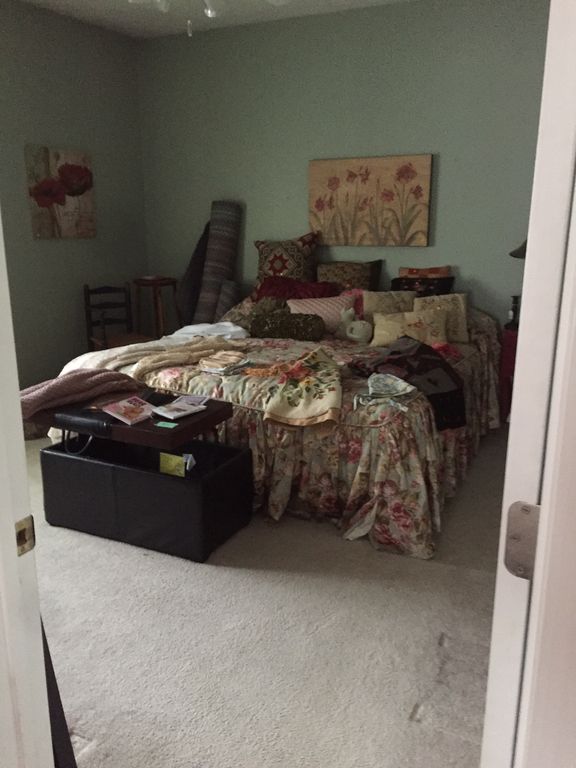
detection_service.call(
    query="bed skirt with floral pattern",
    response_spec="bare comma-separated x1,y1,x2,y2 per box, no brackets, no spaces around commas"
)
143,310,500,559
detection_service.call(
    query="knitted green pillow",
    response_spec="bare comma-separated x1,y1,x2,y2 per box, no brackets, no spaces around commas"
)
250,312,326,341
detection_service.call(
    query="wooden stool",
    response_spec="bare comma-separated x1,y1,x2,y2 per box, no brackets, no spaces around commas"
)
133,276,182,338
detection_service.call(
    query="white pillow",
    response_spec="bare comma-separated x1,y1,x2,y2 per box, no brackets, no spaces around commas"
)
287,295,354,334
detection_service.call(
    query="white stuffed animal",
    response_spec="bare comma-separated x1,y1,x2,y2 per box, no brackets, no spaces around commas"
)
335,307,373,344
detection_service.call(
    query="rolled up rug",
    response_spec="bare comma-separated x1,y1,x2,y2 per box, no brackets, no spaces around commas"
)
176,221,210,325
214,279,240,320
193,201,243,323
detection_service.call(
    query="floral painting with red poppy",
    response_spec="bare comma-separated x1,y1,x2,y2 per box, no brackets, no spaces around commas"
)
309,154,432,246
25,144,96,239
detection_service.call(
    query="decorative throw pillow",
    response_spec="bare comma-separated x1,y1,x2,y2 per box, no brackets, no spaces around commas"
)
371,309,448,347
254,232,319,287
220,296,289,330
362,291,417,322
287,294,354,334
414,293,469,343
390,276,455,297
255,275,339,302
316,260,382,291
219,296,255,329
251,312,326,341
398,266,452,278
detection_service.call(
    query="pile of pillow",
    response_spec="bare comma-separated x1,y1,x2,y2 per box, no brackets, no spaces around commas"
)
222,230,382,336
219,232,467,345
369,292,469,346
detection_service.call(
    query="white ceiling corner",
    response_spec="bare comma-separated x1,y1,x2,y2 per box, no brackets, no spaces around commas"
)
19,0,420,39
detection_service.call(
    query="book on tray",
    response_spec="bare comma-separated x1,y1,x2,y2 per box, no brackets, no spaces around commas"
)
151,395,208,421
101,396,154,425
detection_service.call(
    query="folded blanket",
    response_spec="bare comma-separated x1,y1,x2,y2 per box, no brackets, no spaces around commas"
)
258,347,341,427
199,350,248,374
21,370,140,420
101,337,246,381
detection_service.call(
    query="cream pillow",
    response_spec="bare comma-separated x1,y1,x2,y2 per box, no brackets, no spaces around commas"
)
413,293,469,343
371,308,448,347
362,290,416,322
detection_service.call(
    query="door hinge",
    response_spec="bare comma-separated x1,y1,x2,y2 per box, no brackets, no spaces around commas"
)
15,515,35,557
505,501,540,580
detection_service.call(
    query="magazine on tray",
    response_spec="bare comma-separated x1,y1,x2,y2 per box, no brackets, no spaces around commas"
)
151,396,209,421
101,396,154,426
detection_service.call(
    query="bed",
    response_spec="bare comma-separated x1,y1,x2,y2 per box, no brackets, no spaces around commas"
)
54,307,500,560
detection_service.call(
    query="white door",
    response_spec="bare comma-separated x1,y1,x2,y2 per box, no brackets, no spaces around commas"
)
0,205,54,767
481,0,576,765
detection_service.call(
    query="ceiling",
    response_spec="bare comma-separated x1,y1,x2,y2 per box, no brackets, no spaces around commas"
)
19,0,417,39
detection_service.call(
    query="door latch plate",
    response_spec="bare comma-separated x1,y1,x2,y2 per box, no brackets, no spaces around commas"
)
15,515,36,557
505,502,540,580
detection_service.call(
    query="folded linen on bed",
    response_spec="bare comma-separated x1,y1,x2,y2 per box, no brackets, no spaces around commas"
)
199,350,249,375
21,370,140,419
129,338,246,382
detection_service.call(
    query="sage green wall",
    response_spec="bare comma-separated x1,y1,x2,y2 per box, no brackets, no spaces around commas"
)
0,0,550,387
138,0,548,321
0,0,147,387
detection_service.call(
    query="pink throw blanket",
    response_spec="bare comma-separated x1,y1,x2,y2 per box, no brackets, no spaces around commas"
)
21,370,140,420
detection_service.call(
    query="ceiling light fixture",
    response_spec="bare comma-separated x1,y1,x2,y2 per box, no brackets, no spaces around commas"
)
128,0,294,35
203,0,219,19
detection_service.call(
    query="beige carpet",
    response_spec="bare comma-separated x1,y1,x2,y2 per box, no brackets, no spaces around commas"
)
28,428,506,768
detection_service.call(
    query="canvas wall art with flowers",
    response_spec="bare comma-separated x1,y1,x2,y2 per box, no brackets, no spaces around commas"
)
309,154,432,246
25,144,96,239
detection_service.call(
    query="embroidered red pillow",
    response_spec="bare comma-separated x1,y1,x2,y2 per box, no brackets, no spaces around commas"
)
255,276,339,302
255,232,319,286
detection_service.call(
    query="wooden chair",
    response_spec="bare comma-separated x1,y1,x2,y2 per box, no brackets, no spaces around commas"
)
83,284,153,351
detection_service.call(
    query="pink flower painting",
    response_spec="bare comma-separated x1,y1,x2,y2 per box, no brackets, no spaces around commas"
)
25,144,96,239
309,154,431,246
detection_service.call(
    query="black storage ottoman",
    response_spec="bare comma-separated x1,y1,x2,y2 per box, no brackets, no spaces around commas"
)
41,439,253,562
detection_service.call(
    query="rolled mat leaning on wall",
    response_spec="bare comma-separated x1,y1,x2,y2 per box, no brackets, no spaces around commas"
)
176,200,242,325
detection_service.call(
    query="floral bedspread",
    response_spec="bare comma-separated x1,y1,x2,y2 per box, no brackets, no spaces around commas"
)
142,310,501,559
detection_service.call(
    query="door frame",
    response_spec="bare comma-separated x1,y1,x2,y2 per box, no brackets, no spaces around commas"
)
481,0,576,764
0,207,54,767
513,132,576,768
2,1,576,766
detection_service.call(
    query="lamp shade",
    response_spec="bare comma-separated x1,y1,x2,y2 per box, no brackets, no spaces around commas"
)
509,240,527,259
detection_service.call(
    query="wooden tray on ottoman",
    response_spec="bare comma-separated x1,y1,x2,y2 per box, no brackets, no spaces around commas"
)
33,398,233,451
